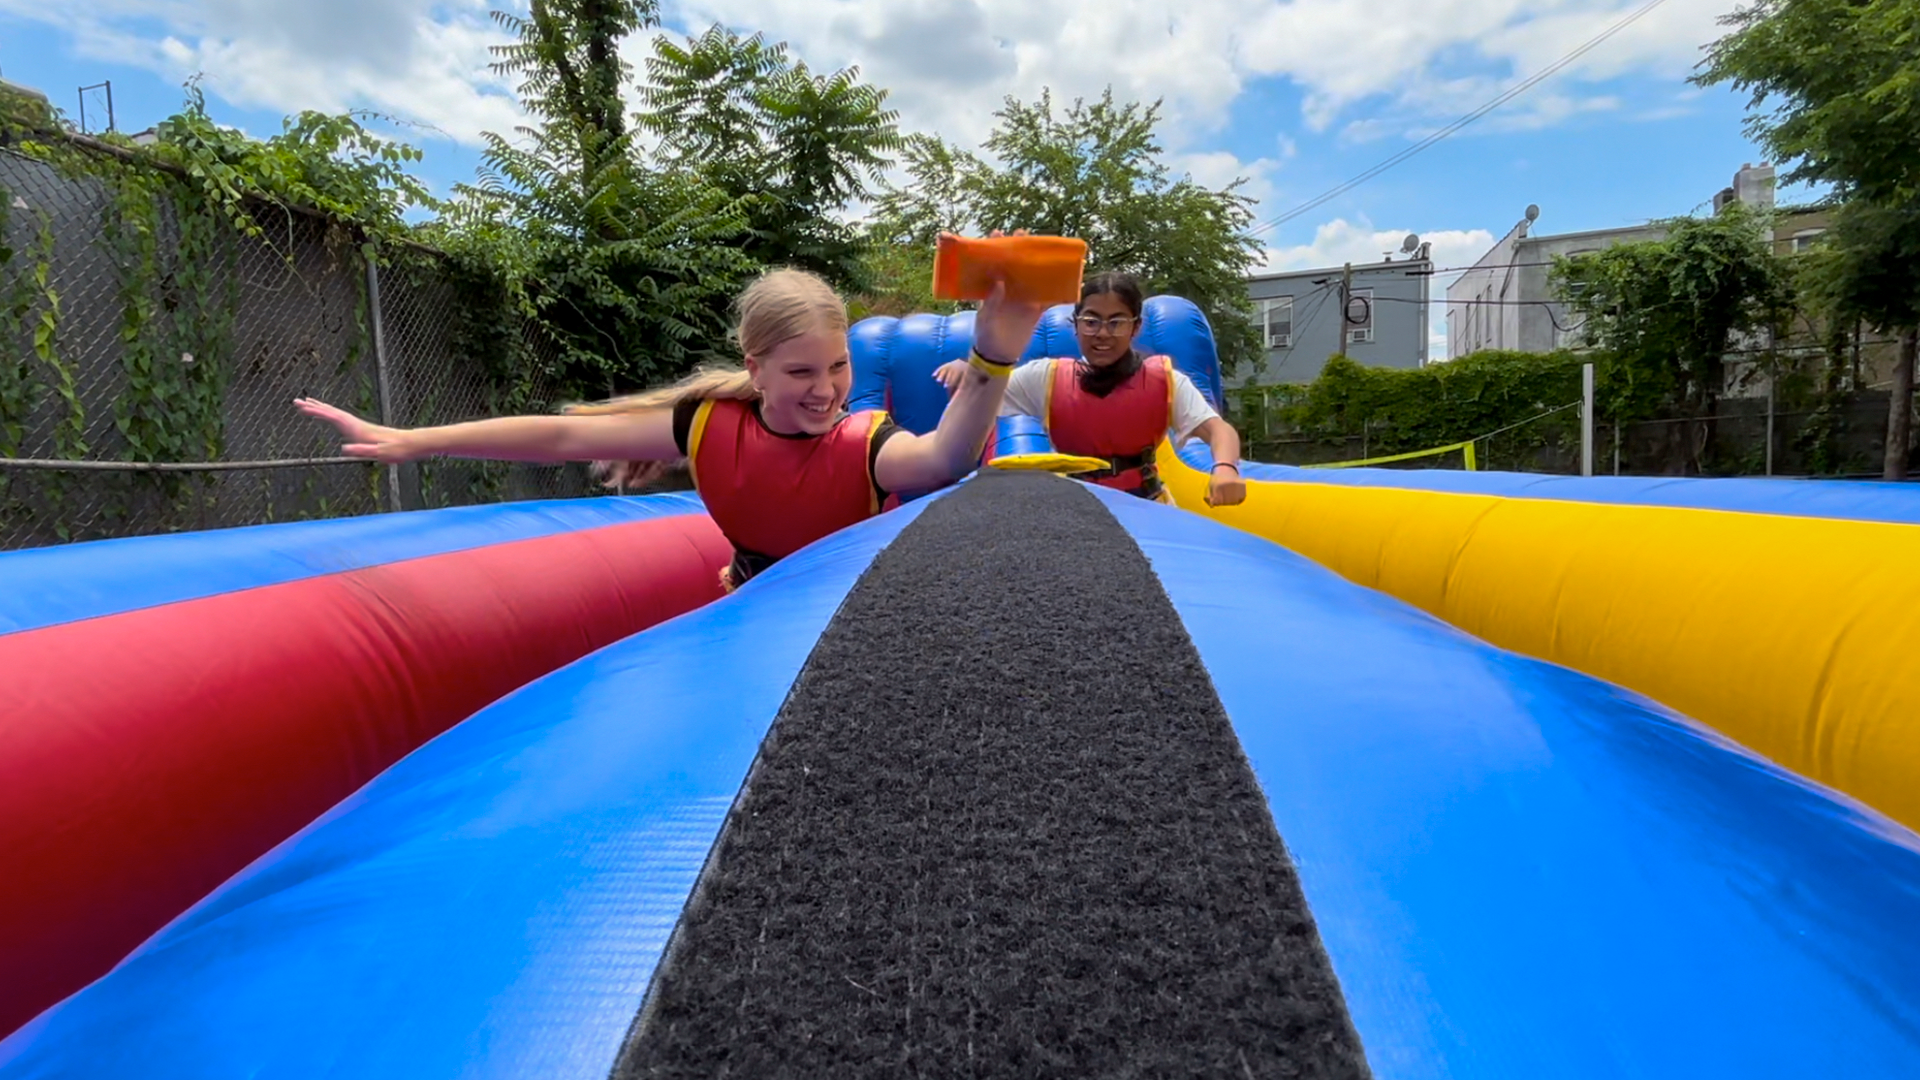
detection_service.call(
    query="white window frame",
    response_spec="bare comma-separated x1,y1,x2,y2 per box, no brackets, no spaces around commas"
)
1791,229,1825,253
1259,296,1294,349
1346,289,1374,345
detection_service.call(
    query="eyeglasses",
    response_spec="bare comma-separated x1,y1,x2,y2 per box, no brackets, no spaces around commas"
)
1074,315,1137,335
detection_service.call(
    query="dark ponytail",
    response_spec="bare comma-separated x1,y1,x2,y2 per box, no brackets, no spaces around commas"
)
1074,272,1146,397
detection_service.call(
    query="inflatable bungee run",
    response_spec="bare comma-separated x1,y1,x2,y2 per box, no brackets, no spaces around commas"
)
2,298,1919,1079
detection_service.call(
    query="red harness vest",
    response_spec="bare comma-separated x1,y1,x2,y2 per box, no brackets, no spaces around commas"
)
1044,354,1175,496
687,399,886,566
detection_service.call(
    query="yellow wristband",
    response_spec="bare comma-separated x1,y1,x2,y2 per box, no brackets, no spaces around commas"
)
969,349,1015,379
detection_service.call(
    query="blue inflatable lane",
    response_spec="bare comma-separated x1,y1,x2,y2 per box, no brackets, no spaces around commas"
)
0,494,709,636
1095,486,1920,1078
1178,441,1920,527
0,496,934,1080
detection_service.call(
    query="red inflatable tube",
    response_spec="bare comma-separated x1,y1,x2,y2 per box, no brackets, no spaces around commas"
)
0,514,730,1038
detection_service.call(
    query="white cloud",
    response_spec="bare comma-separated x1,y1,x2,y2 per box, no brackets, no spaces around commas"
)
656,0,1740,174
4,0,1742,159
0,0,524,145
1258,218,1491,273
1170,149,1281,203
670,0,1252,152
1237,0,1728,127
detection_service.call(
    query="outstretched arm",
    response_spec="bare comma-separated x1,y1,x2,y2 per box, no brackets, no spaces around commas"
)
874,281,1047,494
294,398,679,465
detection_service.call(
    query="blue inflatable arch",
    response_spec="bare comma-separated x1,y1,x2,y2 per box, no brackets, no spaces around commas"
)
848,295,1224,434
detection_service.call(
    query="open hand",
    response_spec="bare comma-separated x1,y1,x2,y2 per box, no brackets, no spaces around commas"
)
933,359,972,393
295,398,417,462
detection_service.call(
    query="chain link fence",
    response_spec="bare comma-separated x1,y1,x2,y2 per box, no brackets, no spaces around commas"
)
1228,383,1902,478
0,144,599,552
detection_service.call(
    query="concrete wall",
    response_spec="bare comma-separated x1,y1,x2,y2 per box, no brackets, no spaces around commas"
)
1241,257,1430,386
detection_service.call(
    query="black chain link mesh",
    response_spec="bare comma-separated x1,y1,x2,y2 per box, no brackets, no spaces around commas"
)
0,145,599,552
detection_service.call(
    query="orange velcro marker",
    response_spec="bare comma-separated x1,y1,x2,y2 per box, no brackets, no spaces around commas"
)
932,234,1089,305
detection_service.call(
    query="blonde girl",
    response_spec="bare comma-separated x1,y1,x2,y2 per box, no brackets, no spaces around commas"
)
299,259,1048,588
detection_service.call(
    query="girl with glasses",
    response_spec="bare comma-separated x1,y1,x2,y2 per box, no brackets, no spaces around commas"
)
937,271,1246,506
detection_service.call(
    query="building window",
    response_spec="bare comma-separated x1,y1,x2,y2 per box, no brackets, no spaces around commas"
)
1792,229,1825,252
1345,289,1374,345
1259,296,1293,349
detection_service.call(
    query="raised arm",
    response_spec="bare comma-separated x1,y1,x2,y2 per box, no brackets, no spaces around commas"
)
873,280,1048,494
294,397,680,465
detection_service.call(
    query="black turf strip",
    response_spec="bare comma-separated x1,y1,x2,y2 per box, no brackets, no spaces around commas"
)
613,469,1371,1079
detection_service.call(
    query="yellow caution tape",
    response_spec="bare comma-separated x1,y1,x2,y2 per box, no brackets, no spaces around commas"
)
1303,441,1478,471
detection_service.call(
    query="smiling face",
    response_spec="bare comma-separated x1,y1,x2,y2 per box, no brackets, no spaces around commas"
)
746,330,853,436
1074,291,1140,368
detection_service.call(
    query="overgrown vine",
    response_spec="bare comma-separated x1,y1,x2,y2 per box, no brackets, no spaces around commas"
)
0,79,442,535
0,184,42,525
0,186,38,460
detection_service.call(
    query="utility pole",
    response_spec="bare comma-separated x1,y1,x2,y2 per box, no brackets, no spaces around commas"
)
1340,263,1353,354
1581,362,1595,477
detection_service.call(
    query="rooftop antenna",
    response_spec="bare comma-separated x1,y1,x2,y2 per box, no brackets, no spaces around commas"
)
78,80,114,134
1518,204,1540,239
1401,233,1422,254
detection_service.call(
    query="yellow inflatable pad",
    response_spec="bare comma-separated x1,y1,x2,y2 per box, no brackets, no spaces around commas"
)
988,452,1110,476
1160,443,1920,831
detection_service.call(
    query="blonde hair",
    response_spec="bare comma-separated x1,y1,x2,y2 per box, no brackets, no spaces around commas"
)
565,268,849,490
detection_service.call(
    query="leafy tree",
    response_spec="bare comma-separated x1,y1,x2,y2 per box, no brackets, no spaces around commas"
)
434,0,757,396
1697,0,1920,205
1796,201,1920,472
870,91,1263,375
639,26,901,289
1697,0,1920,476
845,240,956,321
848,135,979,319
1551,203,1795,473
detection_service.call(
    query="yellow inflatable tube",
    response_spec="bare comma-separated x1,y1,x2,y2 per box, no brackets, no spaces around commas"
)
1160,442,1920,832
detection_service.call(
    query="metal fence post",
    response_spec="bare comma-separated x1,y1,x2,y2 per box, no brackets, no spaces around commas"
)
1581,362,1595,478
364,250,403,513
1765,376,1776,477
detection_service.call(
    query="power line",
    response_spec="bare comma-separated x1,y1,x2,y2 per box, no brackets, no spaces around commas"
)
1250,0,1674,240
1376,293,1588,334
1380,295,1560,307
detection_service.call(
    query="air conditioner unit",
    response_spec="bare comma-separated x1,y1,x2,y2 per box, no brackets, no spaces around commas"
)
1347,328,1373,344
1268,333,1291,349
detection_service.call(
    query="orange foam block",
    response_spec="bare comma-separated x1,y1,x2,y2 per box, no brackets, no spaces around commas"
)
932,234,1089,305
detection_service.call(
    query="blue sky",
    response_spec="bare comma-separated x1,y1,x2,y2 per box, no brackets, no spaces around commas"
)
0,0,1797,355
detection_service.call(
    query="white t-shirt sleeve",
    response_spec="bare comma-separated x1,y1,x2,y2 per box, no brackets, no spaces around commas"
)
1168,370,1221,444
999,359,1053,419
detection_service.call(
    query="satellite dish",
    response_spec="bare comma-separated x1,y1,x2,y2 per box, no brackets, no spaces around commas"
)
1524,204,1541,223
1401,233,1421,254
